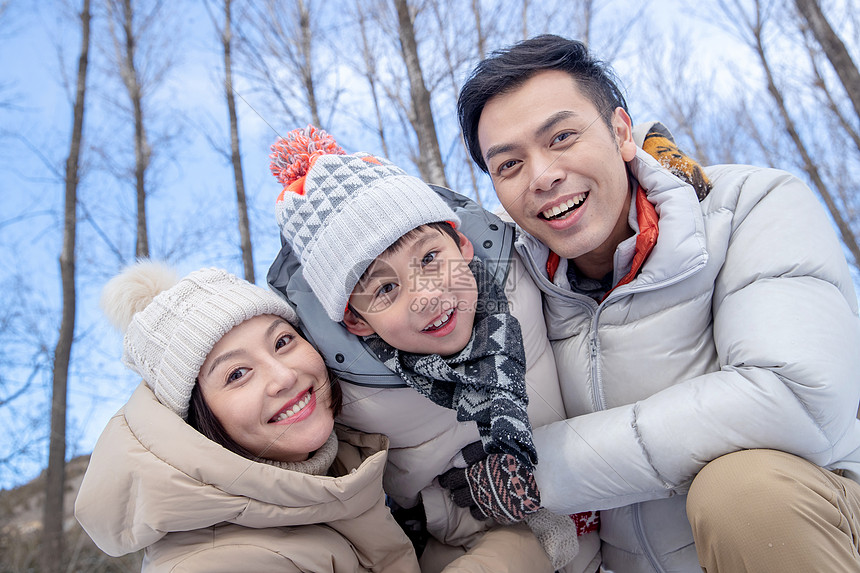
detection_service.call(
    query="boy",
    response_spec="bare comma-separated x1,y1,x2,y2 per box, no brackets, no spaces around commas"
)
268,126,597,572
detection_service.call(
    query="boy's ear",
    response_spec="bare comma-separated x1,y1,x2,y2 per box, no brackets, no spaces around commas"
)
343,306,375,336
456,231,475,262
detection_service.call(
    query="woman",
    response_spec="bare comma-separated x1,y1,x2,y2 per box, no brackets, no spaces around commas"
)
74,260,419,572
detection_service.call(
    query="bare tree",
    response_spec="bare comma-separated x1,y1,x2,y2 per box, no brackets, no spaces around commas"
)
0,269,53,489
41,1,90,571
392,0,448,187
794,0,860,122
634,25,748,167
717,0,860,269
348,0,391,157
205,0,255,282
804,45,860,154
292,0,319,127
523,0,641,61
521,0,529,39
106,0,154,258
100,0,183,265
424,0,474,201
471,0,486,57
237,0,334,130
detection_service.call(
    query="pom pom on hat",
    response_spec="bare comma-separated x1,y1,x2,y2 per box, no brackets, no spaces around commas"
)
101,260,179,332
272,125,460,321
102,259,298,419
270,125,345,197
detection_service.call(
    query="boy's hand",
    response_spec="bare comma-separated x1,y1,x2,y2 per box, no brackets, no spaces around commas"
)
438,451,541,525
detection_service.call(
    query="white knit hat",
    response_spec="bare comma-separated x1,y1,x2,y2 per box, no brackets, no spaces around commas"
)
271,126,460,321
101,260,298,419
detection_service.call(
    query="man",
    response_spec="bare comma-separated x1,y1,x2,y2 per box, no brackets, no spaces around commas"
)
448,34,860,572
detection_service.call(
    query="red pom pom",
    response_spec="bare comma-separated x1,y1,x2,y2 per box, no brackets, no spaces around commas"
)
270,125,345,194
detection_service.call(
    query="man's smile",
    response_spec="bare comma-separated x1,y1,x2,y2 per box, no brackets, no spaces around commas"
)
540,192,588,220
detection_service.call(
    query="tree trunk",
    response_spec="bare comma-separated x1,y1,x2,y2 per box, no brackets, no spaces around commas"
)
119,0,150,258
295,0,321,129
430,0,482,204
521,0,529,40
42,1,89,571
393,0,448,187
223,0,255,282
238,0,322,132
471,0,485,57
585,0,594,46
804,39,860,154
794,0,860,123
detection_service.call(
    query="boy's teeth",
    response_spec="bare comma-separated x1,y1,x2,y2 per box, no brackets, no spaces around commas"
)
426,309,454,330
272,391,311,422
542,194,585,220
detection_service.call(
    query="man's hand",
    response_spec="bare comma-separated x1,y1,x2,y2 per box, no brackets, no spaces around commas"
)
438,450,541,525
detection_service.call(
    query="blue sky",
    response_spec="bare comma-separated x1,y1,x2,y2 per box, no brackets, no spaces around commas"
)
0,0,755,490
0,2,291,489
1,0,851,490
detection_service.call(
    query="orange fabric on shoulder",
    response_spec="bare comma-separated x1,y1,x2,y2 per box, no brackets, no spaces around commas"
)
601,186,658,302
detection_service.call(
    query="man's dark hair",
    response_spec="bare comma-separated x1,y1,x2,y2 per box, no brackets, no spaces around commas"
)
187,362,343,461
458,34,629,172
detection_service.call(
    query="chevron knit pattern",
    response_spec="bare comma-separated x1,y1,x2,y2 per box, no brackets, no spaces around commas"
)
277,153,411,260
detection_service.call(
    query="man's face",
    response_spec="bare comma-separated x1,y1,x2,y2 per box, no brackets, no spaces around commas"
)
477,69,637,270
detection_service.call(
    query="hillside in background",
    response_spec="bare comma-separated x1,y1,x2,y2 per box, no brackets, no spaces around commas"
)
0,456,142,572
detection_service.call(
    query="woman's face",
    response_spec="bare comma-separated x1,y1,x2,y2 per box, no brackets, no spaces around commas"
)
197,315,334,462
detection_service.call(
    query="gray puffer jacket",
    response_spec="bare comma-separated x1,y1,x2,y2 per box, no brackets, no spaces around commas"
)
516,148,860,572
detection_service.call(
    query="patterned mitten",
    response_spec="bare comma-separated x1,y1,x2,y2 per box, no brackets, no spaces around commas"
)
438,452,541,525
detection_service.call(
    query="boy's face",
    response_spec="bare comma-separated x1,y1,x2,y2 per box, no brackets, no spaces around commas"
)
197,315,334,463
477,69,637,269
344,226,478,356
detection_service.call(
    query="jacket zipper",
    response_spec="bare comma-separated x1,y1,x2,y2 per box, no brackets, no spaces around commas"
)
588,259,706,410
589,333,605,412
517,241,708,572
633,503,665,573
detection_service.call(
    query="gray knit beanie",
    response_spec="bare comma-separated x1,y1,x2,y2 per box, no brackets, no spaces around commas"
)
101,260,298,419
271,126,460,322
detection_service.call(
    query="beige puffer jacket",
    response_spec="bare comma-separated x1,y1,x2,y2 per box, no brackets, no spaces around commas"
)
75,383,419,573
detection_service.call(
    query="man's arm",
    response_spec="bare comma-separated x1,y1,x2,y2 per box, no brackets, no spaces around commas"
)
534,161,860,514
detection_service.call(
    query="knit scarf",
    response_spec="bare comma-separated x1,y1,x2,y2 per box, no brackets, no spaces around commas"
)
364,259,537,468
264,430,338,475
